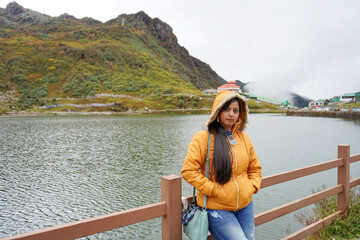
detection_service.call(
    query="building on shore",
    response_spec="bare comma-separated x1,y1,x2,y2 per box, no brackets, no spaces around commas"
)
341,93,356,102
308,99,330,109
217,81,243,94
355,92,360,102
330,96,340,103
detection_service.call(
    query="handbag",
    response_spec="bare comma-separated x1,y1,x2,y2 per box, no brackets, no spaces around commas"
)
182,132,211,240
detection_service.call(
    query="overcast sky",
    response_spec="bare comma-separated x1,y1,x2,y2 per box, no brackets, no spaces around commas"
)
1,0,360,100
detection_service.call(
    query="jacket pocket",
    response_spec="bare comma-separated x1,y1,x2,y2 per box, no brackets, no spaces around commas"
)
213,182,237,206
237,175,255,200
246,176,256,194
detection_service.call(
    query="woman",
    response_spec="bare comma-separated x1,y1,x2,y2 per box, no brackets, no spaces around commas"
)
181,90,262,240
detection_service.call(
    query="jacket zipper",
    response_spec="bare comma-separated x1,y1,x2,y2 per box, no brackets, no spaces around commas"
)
230,126,240,211
230,144,240,211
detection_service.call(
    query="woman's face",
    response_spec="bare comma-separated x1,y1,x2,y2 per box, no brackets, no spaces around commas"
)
218,100,240,130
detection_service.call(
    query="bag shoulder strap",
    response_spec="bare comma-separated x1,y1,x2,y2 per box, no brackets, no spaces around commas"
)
192,131,211,207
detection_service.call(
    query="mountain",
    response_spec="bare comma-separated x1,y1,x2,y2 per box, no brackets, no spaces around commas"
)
288,92,312,108
107,12,226,89
0,2,226,110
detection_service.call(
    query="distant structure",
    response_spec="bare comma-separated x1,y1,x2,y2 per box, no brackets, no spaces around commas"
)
308,99,330,109
309,92,360,109
121,18,126,26
341,93,356,102
217,81,243,94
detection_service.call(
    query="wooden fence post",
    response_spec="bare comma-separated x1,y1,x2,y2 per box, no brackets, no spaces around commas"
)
337,145,350,215
161,175,182,240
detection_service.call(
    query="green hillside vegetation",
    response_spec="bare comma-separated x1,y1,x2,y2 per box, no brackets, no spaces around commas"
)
50,94,213,112
247,99,280,110
0,2,288,115
0,23,201,110
0,2,227,113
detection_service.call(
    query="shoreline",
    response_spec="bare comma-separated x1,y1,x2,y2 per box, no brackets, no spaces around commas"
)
286,110,360,120
1,108,286,116
1,108,212,116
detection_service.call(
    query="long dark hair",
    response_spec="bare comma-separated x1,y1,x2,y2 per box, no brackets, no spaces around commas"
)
208,97,241,185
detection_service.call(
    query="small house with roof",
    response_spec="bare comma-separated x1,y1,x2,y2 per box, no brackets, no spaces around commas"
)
308,99,330,109
356,92,360,102
217,81,243,94
330,96,340,103
308,101,316,109
341,93,355,102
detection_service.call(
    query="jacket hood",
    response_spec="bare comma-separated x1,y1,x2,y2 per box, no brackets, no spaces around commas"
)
205,90,249,132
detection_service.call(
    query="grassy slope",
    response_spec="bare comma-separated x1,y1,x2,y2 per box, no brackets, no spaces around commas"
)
0,18,294,114
0,22,202,111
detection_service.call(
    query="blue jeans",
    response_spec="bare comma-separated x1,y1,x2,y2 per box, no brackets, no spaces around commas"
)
207,201,255,240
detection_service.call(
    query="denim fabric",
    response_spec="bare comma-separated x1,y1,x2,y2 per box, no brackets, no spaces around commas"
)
207,201,254,240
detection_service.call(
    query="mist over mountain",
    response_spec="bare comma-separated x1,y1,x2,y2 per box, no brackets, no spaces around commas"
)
237,80,312,108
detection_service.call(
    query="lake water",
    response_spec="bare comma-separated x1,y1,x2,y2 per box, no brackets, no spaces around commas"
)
0,113,359,239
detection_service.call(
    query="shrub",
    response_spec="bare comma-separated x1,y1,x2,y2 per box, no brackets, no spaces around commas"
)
294,185,360,239
163,88,173,94
63,77,100,97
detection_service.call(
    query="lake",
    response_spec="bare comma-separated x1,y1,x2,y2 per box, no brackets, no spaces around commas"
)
0,113,359,239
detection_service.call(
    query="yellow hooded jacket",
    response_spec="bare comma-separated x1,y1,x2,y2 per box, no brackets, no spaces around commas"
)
181,90,262,211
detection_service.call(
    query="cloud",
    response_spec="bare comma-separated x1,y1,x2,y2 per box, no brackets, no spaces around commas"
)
171,0,360,99
2,0,360,100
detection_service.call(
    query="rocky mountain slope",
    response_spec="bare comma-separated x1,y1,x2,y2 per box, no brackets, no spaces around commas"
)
0,2,225,110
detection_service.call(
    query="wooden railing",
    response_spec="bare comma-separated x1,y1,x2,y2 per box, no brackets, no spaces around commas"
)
1,175,182,240
2,145,360,240
254,145,360,240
